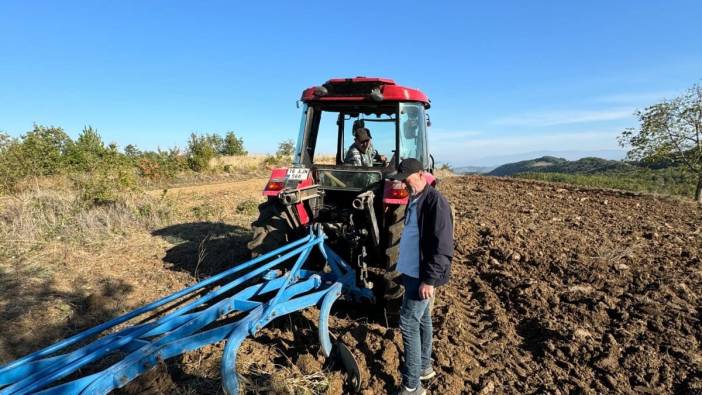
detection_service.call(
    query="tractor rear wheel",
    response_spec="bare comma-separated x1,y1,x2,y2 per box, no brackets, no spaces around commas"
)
382,204,406,303
247,199,291,257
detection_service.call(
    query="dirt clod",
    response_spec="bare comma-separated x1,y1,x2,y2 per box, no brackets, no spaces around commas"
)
296,353,322,375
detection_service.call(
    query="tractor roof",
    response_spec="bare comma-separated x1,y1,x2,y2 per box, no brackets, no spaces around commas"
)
301,77,430,108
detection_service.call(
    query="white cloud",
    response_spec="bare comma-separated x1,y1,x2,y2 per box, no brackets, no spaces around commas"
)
493,108,634,127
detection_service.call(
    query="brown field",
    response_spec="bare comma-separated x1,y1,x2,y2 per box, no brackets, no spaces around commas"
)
1,174,701,394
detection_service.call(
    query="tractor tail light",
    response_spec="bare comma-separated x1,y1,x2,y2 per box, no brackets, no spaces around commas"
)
265,181,285,192
389,186,409,199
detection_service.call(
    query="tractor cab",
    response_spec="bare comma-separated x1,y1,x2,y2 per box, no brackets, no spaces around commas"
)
294,77,433,193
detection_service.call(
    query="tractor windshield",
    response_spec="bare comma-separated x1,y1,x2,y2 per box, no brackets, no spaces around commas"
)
294,102,429,170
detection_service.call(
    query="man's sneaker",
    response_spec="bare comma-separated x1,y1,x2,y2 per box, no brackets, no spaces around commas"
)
395,383,426,395
420,367,436,381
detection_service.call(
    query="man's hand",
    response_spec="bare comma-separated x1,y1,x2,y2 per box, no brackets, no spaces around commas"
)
419,283,434,299
379,154,387,162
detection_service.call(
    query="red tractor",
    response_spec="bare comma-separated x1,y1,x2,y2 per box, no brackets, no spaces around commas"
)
248,77,437,312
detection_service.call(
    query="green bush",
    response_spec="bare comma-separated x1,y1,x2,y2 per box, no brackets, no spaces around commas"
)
259,139,295,168
0,132,11,152
75,147,138,205
191,202,224,221
0,133,20,193
65,126,107,172
235,199,259,215
262,154,283,167
138,148,188,180
17,125,72,175
0,125,72,193
221,131,247,156
187,133,218,172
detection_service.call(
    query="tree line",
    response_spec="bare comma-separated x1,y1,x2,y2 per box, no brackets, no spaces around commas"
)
0,126,250,198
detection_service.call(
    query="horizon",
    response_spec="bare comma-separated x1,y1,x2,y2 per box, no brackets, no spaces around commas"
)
1,1,700,166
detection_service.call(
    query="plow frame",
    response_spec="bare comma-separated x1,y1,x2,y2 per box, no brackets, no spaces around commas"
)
0,227,372,395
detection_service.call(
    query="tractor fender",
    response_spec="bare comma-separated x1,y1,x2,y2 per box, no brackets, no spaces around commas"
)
262,167,312,226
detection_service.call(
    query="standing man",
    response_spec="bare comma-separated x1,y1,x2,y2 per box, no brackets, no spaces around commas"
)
393,158,454,395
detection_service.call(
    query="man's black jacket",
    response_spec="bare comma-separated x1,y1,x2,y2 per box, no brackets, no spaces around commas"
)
411,184,454,287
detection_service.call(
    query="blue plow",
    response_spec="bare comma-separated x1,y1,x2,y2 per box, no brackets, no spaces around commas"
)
0,227,372,394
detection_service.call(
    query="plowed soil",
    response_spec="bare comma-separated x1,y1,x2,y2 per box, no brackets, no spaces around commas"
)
418,176,702,394
233,176,701,394
172,176,702,394
3,175,701,394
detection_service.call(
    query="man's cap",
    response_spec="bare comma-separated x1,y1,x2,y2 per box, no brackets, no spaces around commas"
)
394,158,424,180
354,128,371,142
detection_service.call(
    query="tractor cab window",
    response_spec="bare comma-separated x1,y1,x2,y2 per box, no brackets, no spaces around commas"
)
310,110,338,165
343,113,394,167
399,103,429,167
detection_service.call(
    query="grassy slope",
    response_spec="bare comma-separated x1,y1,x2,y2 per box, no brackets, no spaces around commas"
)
514,167,696,198
485,156,696,199
487,156,630,177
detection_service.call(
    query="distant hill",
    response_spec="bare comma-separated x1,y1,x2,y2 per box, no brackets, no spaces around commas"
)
453,165,496,174
460,149,626,167
487,156,632,176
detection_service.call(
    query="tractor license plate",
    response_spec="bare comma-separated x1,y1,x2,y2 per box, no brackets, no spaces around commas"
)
286,168,309,181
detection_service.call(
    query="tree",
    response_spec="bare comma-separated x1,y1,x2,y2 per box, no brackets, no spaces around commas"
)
19,124,72,176
619,83,702,204
0,132,9,150
187,133,218,171
66,126,107,171
276,139,295,158
124,144,142,158
221,131,247,156
0,132,19,193
205,134,225,154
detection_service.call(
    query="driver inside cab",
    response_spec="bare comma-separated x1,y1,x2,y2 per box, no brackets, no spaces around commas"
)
345,127,387,166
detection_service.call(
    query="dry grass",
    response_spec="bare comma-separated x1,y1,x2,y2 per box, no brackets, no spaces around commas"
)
0,170,267,365
210,154,270,171
241,366,331,395
434,167,457,179
313,155,336,165
0,187,174,258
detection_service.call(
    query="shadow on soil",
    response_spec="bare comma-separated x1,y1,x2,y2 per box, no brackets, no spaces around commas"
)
0,273,134,363
152,221,253,278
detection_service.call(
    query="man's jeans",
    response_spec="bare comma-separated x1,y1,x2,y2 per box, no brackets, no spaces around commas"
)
400,275,434,389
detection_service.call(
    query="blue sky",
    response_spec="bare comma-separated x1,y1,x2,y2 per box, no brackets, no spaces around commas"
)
1,1,700,166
